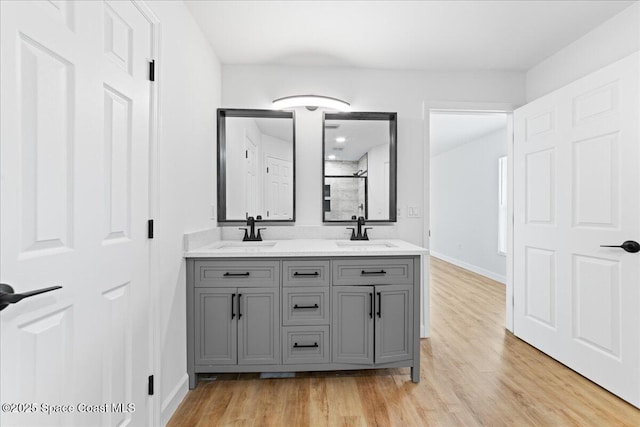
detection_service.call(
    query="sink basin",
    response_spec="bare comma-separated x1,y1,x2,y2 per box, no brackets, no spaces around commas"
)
215,241,277,251
335,241,397,249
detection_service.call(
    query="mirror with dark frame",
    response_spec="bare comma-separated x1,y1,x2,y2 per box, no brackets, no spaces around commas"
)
322,112,397,222
217,108,296,222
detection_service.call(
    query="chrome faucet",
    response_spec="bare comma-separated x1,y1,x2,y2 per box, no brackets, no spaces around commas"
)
240,215,265,241
348,216,371,240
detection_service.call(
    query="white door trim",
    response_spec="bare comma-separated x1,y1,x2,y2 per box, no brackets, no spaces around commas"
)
131,1,161,425
422,101,517,335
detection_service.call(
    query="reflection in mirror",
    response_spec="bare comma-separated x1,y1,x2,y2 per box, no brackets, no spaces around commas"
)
217,109,295,222
323,112,397,222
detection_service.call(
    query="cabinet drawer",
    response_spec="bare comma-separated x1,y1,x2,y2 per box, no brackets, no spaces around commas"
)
282,260,330,287
194,260,280,287
282,326,330,365
283,287,330,326
332,258,413,286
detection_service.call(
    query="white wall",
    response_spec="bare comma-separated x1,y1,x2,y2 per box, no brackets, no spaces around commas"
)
225,117,261,218
221,65,525,247
367,143,389,220
430,128,507,283
526,2,640,101
146,1,221,424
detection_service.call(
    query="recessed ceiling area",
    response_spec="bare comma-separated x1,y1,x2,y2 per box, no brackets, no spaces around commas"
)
430,112,507,156
184,0,633,71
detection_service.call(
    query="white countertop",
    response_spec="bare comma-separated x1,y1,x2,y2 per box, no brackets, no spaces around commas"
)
185,239,428,258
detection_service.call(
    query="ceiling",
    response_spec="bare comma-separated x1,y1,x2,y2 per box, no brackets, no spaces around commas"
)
324,119,389,161
430,112,507,156
184,0,633,71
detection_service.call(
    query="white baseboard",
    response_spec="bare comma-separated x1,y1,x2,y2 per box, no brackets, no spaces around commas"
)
430,251,506,284
161,373,189,426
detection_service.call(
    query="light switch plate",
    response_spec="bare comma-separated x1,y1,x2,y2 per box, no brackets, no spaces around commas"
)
407,205,421,218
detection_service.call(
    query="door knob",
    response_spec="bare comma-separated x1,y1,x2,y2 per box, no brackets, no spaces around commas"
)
0,283,62,311
600,240,640,253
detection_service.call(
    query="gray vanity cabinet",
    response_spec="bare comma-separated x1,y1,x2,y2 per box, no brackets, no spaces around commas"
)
332,284,412,365
187,255,420,388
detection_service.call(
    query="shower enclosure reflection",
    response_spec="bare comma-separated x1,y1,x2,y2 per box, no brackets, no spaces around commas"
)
322,112,397,222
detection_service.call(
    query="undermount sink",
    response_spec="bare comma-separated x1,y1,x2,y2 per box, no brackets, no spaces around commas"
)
335,241,397,248
214,241,277,251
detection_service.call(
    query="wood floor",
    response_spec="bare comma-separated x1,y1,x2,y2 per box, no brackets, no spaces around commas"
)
168,257,640,426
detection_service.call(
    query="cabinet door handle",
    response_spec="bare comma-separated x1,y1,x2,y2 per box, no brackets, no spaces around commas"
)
231,293,236,319
293,303,319,309
237,293,242,319
293,342,319,348
361,270,386,275
293,272,320,277
377,292,382,318
369,292,373,319
224,272,250,277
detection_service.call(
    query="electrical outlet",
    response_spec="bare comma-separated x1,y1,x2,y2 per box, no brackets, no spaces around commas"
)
407,205,421,218
397,207,402,218
210,205,216,220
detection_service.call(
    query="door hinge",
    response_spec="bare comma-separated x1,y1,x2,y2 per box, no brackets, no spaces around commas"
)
245,150,248,159
267,210,269,217
266,167,269,173
148,219,154,239
148,375,154,396
149,60,155,82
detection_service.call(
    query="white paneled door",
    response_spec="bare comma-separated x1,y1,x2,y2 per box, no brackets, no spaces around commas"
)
1,1,154,426
265,156,293,219
514,53,639,407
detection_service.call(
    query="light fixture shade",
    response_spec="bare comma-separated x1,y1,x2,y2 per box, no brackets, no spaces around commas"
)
272,95,350,112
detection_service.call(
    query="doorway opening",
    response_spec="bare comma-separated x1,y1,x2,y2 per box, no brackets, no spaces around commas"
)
428,110,510,313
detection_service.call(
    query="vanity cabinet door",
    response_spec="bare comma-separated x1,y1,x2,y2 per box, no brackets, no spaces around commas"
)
195,288,237,365
332,286,374,365
238,288,280,365
375,285,413,364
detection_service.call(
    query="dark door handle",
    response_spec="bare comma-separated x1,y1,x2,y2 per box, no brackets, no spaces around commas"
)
369,292,373,319
293,304,319,309
293,272,319,277
231,293,236,319
377,292,382,318
293,342,319,348
361,270,386,275
224,272,250,277
237,293,242,319
0,284,62,311
600,240,640,253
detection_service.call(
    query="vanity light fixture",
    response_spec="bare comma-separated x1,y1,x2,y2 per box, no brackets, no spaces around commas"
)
335,136,346,143
272,95,351,112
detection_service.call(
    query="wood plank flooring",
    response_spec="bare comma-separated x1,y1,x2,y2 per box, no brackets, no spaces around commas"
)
168,257,640,426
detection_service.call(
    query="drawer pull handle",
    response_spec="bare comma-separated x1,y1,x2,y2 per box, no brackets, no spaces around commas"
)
223,272,250,277
361,270,386,275
293,342,319,348
293,303,319,309
293,272,320,277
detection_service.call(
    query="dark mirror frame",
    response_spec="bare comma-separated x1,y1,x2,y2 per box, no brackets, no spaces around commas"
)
322,111,397,223
217,108,296,223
